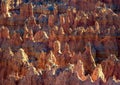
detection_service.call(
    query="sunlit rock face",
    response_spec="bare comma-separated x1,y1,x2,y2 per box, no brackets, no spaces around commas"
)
0,0,120,85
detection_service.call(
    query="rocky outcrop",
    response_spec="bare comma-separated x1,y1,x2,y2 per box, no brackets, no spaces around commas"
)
20,3,34,19
0,0,120,85
79,42,96,74
101,54,120,80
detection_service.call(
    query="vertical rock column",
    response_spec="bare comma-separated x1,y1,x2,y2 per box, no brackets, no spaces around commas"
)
20,3,34,19
1,1,9,15
28,3,34,17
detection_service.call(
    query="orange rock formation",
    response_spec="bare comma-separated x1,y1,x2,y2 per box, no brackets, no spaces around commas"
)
0,0,120,85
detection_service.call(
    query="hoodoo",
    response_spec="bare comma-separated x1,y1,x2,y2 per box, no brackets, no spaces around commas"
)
0,0,120,85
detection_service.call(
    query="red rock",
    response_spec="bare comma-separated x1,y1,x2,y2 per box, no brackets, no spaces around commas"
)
0,0,120,85
27,16,37,27
46,51,57,68
61,43,72,66
73,60,86,80
34,30,48,43
37,51,46,69
1,1,9,16
0,26,10,39
58,27,65,43
101,54,120,80
48,15,55,27
23,25,34,41
18,66,39,85
20,3,34,19
101,35,118,57
92,64,105,81
53,40,62,56
80,42,96,74
10,31,23,47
